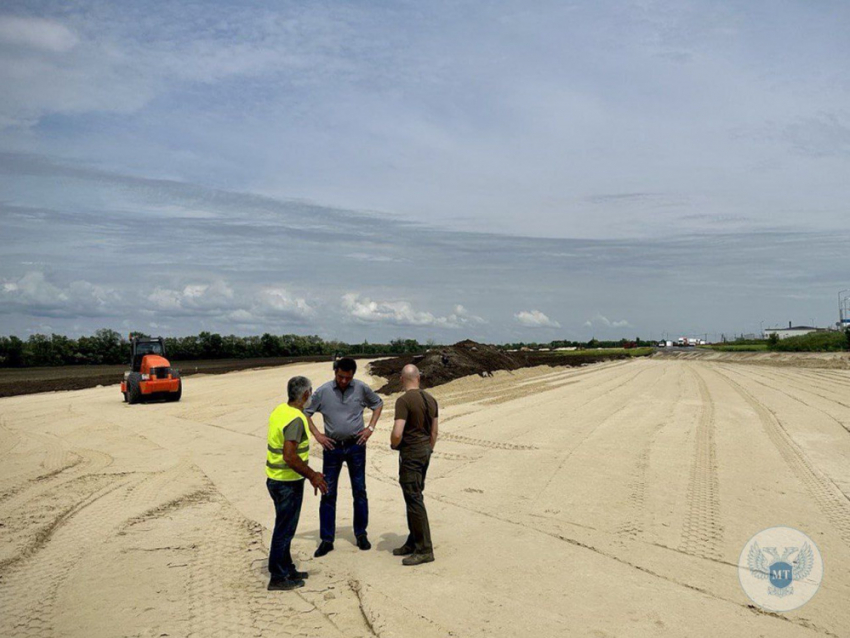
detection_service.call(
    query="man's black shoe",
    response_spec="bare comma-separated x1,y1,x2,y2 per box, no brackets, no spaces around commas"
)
314,541,334,557
402,552,435,566
287,569,309,580
268,577,306,591
356,535,372,551
392,544,415,556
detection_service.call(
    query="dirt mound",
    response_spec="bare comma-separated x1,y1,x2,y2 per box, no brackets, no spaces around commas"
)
369,340,646,393
369,340,524,393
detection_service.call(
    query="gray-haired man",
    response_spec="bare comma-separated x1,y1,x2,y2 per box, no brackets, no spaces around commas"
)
266,375,328,591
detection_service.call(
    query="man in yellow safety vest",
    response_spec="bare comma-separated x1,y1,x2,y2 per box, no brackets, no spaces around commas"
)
266,375,328,591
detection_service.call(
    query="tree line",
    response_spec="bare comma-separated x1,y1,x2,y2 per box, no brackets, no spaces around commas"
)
766,329,850,352
15,328,837,368
0,330,427,368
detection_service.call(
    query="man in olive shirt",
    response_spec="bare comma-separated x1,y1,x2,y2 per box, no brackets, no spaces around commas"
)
390,364,439,566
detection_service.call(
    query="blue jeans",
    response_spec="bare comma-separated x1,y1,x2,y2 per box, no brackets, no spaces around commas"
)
267,477,305,579
320,440,368,542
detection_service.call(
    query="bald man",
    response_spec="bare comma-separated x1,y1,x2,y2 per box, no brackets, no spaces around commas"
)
390,364,438,565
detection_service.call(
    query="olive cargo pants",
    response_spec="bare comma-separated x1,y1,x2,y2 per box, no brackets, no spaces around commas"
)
399,444,433,554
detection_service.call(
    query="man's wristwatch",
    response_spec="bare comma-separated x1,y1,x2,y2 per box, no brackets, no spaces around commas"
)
367,425,375,432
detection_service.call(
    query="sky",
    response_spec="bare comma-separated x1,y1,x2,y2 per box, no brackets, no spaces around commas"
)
1,1,849,343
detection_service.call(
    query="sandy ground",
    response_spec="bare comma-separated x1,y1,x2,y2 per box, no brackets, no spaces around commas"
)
656,349,850,369
1,358,850,637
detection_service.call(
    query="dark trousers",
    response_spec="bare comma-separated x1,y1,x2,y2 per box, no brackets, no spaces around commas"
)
399,444,433,554
267,477,305,579
320,440,368,542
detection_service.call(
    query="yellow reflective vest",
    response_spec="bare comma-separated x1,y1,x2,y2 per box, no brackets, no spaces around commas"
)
266,403,310,481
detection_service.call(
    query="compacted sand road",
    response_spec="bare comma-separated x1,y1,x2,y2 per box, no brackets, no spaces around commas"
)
1,358,849,637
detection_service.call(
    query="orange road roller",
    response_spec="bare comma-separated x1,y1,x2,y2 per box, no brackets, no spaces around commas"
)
121,336,182,404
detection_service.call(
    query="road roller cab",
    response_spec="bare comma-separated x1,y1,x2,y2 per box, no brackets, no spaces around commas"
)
121,336,182,403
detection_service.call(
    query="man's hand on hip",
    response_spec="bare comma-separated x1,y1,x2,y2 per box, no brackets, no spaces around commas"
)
314,431,335,450
356,427,373,446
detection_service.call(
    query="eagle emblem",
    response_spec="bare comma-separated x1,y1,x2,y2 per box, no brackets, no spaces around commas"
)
747,541,815,598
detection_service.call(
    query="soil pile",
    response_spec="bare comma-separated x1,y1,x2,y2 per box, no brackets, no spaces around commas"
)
369,340,524,393
370,340,647,393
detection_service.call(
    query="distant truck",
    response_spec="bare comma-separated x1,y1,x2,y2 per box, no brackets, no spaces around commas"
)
657,340,673,347
676,337,704,347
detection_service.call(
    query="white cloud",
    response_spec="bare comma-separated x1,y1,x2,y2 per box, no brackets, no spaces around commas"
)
447,305,487,327
148,288,183,311
146,281,313,324
345,253,403,263
583,313,631,328
227,309,255,323
254,288,314,319
0,271,120,317
342,294,484,328
0,16,79,52
0,6,379,129
147,281,235,312
515,309,561,329
5,271,65,305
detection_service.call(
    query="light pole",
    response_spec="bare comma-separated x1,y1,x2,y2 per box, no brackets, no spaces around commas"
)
759,320,764,338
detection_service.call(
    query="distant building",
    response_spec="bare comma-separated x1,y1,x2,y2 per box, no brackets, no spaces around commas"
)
764,322,822,340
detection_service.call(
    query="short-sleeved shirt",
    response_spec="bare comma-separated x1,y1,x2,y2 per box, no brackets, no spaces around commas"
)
305,379,383,439
394,389,438,449
282,417,305,443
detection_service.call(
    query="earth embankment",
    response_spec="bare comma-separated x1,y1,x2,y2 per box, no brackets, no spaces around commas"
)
369,339,642,393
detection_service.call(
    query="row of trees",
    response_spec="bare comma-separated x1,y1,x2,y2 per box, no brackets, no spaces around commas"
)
0,330,428,368
766,329,850,352
12,328,847,368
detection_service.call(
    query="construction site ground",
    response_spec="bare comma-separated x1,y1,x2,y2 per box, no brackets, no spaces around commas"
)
1,357,849,637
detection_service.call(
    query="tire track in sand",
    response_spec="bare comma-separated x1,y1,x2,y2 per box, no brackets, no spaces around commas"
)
439,432,538,451
0,431,81,503
712,366,850,547
532,364,660,507
186,502,363,638
616,367,682,538
678,365,723,560
365,408,839,638
747,366,850,412
716,364,850,436
0,475,139,638
0,460,207,638
0,417,22,456
0,454,361,638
